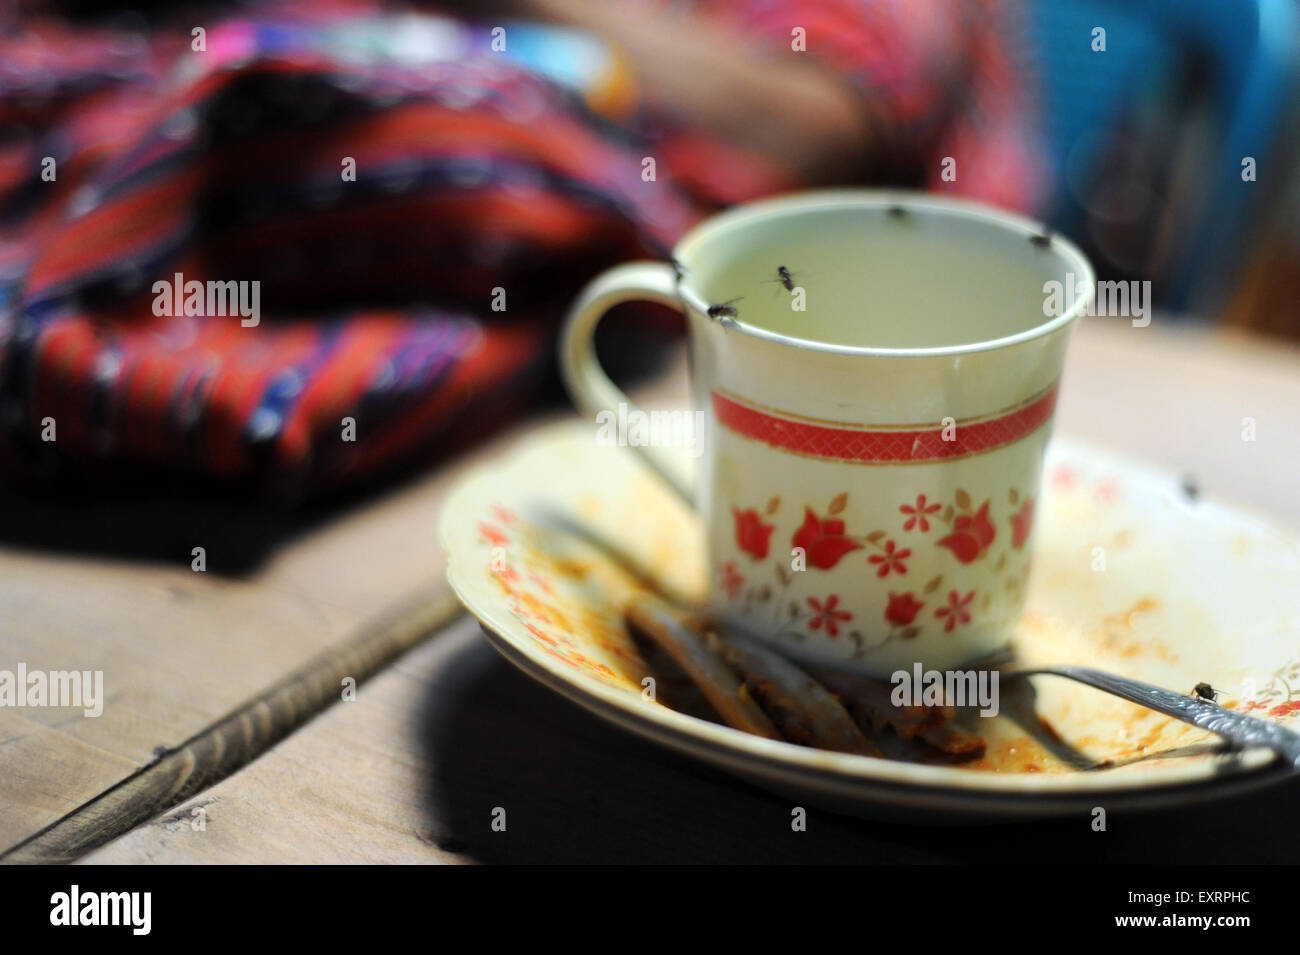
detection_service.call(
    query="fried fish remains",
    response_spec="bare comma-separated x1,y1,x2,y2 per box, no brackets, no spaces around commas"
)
624,595,780,740
621,597,985,760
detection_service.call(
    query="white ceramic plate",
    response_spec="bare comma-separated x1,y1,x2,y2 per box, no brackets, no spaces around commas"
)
440,421,1300,821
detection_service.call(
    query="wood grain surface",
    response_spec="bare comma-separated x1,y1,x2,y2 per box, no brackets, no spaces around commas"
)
0,409,554,853
4,589,462,864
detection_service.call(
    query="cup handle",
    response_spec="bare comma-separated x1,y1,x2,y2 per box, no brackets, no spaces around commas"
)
560,261,694,506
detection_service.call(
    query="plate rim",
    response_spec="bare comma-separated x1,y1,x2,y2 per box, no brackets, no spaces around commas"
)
477,617,1297,817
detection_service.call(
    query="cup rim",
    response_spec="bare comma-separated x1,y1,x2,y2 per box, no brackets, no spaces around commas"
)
672,189,1096,359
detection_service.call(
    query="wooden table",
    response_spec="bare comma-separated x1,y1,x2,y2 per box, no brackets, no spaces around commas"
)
2,316,1298,864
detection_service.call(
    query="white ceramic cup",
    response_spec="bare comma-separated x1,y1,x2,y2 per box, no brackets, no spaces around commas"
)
561,190,1094,676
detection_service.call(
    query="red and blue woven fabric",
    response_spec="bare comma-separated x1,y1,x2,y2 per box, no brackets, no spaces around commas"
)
0,0,1042,497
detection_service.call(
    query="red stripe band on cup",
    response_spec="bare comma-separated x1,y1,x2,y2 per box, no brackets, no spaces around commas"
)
710,384,1060,464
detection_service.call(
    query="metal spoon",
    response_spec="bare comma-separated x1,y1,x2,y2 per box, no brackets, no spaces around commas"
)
712,618,1300,768
1001,664,1300,768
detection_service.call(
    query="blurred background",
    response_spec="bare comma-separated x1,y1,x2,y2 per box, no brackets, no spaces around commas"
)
0,0,1297,506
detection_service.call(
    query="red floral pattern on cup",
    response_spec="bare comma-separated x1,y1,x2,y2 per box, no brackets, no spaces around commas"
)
720,561,745,598
937,501,996,563
714,484,1039,642
935,589,976,632
1010,498,1035,549
792,507,863,570
885,591,925,626
868,539,911,577
806,594,851,637
900,494,941,532
732,507,775,560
